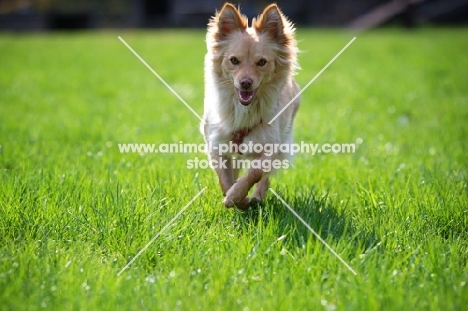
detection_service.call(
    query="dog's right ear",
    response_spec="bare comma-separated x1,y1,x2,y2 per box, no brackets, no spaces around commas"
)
210,3,247,41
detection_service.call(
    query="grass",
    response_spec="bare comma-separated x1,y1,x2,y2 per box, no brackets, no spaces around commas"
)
0,28,467,310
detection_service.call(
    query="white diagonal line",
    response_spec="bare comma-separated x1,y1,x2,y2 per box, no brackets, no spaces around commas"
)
118,36,205,124
269,188,357,276
268,37,356,124
117,187,206,276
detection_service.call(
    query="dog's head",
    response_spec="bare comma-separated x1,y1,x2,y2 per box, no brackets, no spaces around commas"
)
207,3,298,106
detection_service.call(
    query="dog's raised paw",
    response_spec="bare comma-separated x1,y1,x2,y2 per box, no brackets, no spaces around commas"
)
223,196,251,210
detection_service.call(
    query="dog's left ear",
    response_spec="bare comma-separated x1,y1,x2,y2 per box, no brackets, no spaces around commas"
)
254,5,287,42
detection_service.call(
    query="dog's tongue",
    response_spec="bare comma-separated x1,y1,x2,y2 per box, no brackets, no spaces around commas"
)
238,90,255,105
240,91,253,100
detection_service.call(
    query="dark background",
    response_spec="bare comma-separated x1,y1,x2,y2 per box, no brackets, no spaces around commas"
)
1,0,468,31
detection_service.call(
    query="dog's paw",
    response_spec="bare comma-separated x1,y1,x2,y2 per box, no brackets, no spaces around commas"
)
223,196,251,210
225,182,249,203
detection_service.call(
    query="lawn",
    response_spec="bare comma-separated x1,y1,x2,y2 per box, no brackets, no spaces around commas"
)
0,28,467,310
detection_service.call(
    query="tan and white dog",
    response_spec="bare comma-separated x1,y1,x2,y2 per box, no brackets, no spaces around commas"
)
201,3,300,210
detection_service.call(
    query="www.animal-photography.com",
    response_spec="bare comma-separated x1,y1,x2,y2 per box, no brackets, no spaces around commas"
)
1,1,467,310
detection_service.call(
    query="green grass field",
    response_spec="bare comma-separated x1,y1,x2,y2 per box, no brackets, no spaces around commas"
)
0,29,467,310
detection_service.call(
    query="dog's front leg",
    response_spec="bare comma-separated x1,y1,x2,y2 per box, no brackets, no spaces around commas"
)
212,155,235,197
224,166,264,209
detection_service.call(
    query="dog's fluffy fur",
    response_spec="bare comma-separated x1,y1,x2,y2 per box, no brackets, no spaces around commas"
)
201,3,300,209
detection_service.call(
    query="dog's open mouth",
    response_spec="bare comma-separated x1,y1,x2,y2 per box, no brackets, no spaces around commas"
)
237,89,257,106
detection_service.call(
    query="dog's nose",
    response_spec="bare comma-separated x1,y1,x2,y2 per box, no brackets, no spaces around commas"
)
240,78,253,90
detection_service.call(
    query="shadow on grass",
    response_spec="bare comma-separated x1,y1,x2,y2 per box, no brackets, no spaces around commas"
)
231,187,379,252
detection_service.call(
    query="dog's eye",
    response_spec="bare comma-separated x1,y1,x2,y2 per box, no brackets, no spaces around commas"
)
257,59,267,67
230,57,239,65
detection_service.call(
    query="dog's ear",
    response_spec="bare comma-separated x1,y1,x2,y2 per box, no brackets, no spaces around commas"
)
212,3,247,40
253,4,287,43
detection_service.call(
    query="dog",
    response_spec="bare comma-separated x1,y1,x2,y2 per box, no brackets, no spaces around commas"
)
201,3,300,210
